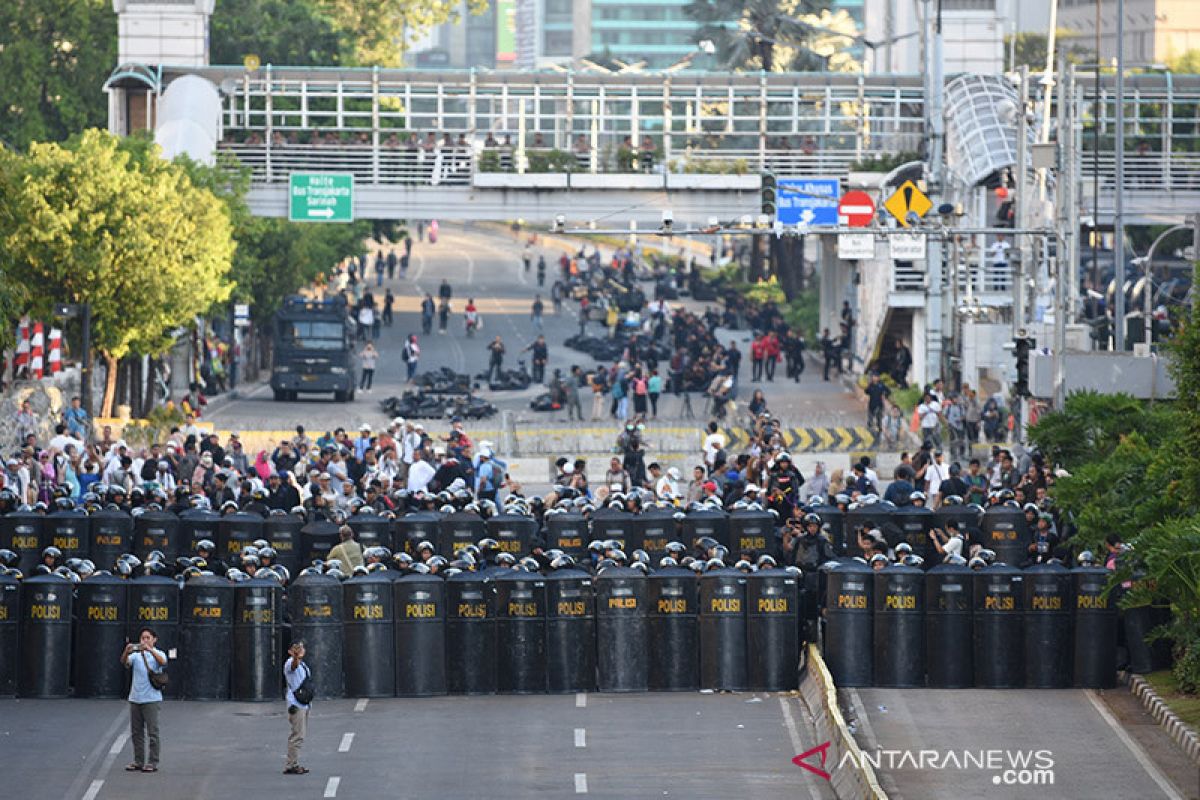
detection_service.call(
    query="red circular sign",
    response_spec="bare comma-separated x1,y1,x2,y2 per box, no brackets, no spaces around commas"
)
838,190,876,227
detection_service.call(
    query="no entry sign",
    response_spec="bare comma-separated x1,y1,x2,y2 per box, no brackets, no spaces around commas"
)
838,191,876,227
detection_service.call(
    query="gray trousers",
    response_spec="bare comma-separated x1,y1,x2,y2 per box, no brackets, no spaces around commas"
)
287,707,308,768
130,701,161,766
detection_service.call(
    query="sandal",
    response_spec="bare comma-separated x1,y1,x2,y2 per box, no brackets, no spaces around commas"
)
142,765,158,773
125,763,144,772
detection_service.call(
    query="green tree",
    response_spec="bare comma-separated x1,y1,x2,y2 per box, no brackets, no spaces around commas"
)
0,130,234,415
319,0,489,66
686,0,829,72
0,0,116,150
210,0,344,66
1002,30,1089,72
1167,50,1200,73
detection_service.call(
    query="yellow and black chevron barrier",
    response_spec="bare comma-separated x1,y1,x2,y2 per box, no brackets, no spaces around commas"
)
721,426,878,453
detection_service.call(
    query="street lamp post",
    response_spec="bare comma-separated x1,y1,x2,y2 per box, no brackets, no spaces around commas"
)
53,302,92,419
1132,223,1193,347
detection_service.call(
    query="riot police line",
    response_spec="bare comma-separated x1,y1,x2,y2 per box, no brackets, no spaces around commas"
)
0,495,1126,699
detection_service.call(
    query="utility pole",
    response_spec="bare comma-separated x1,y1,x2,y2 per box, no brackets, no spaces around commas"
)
1114,0,1126,350
922,0,946,386
1013,65,1030,337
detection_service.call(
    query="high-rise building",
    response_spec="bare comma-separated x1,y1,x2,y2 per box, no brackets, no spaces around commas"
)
584,0,706,70
1057,0,1200,64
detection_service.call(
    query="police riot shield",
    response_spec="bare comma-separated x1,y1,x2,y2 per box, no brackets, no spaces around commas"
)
19,574,73,698
0,510,45,575
437,511,486,558
924,563,973,688
0,574,18,696
494,571,547,694
133,510,184,562
648,567,699,691
73,573,130,698
487,513,537,559
348,513,393,552
264,513,304,576
179,509,221,557
545,569,595,693
699,569,748,691
590,508,636,553
730,509,776,560
973,564,1024,688
88,509,134,573
747,568,800,691
890,506,935,563
47,509,89,561
342,574,396,697
1073,567,1117,688
396,512,442,556
844,505,897,559
595,566,648,692
218,512,265,563
233,578,283,701
181,575,234,699
445,571,497,695
808,503,846,554
288,572,344,698
544,512,589,560
394,573,447,697
980,505,1029,567
1023,563,1072,689
822,561,873,687
637,508,678,561
128,576,181,698
873,565,925,687
682,509,730,553
300,519,341,568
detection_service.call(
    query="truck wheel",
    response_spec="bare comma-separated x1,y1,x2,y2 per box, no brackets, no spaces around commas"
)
334,390,347,402
273,389,285,402
348,388,356,401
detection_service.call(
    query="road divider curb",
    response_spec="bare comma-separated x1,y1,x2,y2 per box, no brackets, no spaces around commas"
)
798,643,888,800
1125,672,1200,766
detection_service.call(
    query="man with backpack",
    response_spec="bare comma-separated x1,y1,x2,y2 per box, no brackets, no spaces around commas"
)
283,641,313,775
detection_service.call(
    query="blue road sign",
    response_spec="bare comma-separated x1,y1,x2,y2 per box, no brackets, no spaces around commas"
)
776,178,840,226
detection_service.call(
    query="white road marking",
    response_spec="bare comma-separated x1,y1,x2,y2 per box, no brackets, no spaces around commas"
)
324,776,341,798
354,698,369,712
81,780,104,800
778,697,823,800
574,773,588,794
574,728,586,748
575,692,587,708
1085,690,1186,800
338,732,355,753
108,733,129,756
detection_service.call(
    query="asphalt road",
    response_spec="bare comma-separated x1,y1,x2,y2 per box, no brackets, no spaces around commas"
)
1,692,834,800
206,224,863,435
848,686,1197,800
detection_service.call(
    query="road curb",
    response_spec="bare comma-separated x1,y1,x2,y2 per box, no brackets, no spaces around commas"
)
1124,671,1200,766
798,644,889,800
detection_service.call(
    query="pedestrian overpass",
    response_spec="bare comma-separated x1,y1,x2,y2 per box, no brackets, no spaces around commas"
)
105,66,1200,226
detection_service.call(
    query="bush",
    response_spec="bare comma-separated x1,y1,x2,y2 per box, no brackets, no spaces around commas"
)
527,149,578,174
477,150,501,172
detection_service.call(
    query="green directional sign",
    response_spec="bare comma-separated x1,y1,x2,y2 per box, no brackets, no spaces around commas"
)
289,172,354,222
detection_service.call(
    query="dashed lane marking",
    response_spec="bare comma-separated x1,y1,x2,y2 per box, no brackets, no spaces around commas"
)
338,733,355,753
108,733,129,756
81,780,104,800
324,776,341,798
575,693,587,708
574,773,588,794
574,728,586,748
354,699,369,712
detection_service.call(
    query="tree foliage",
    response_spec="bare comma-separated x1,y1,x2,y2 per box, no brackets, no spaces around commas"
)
1002,30,1090,73
0,130,234,413
318,0,489,66
0,0,116,150
210,0,344,66
686,0,835,73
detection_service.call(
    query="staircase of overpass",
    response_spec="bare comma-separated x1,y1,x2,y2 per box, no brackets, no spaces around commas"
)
105,66,1200,226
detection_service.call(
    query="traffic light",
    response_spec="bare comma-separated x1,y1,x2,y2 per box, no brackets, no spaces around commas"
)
1013,336,1034,396
761,172,777,218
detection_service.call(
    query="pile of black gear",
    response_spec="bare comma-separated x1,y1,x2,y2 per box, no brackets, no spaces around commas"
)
380,391,497,420
413,367,472,394
475,361,532,391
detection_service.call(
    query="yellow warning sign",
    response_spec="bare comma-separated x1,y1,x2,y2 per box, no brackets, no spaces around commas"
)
883,180,932,228
243,54,261,72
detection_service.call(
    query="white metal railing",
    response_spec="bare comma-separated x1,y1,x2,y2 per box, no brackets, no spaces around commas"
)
220,143,474,185
891,262,925,293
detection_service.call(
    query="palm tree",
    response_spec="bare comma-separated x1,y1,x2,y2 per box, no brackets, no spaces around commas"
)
686,0,828,72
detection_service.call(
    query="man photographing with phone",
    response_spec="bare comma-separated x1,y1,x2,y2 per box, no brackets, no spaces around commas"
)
283,641,314,775
121,627,167,772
